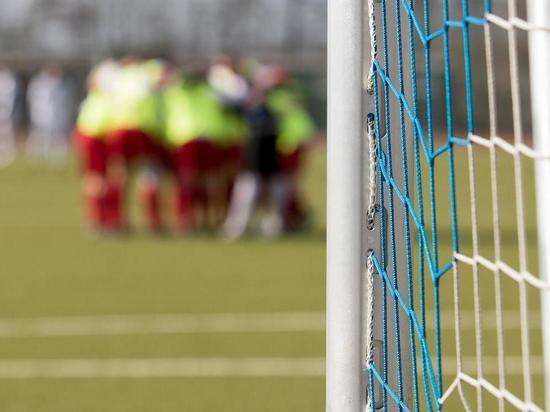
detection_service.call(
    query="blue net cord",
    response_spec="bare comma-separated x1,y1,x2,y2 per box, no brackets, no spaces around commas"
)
364,0,495,410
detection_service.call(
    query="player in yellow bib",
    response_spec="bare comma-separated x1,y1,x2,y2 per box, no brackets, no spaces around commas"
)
105,58,166,232
163,72,226,232
207,57,250,219
73,61,116,232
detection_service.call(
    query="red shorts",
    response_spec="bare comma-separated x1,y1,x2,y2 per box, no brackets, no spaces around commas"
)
172,139,220,175
74,130,107,174
108,129,161,163
221,144,243,168
279,147,304,174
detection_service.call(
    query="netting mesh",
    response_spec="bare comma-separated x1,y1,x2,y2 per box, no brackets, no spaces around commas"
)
364,0,550,410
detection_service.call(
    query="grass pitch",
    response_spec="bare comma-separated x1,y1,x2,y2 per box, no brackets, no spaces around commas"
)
0,149,326,411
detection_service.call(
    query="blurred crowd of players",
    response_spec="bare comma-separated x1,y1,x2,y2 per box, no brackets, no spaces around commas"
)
72,56,318,239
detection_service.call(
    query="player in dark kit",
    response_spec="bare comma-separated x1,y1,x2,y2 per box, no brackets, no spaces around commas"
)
222,87,290,239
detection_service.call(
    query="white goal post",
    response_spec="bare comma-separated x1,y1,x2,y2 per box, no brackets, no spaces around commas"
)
528,0,550,409
326,0,364,409
327,0,412,410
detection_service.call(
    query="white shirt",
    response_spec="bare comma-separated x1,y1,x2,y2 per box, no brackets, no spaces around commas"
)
27,71,74,135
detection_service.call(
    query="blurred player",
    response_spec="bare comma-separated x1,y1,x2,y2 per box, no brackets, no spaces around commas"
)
0,64,17,166
207,56,249,219
258,65,317,231
163,70,226,233
222,85,289,240
73,61,115,232
105,57,164,232
27,63,75,163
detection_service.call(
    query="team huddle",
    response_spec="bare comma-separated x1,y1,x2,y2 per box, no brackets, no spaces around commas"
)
74,56,317,239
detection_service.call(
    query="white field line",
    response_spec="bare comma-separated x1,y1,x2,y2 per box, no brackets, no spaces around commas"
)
0,356,541,379
0,358,325,379
0,312,326,338
0,309,540,339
